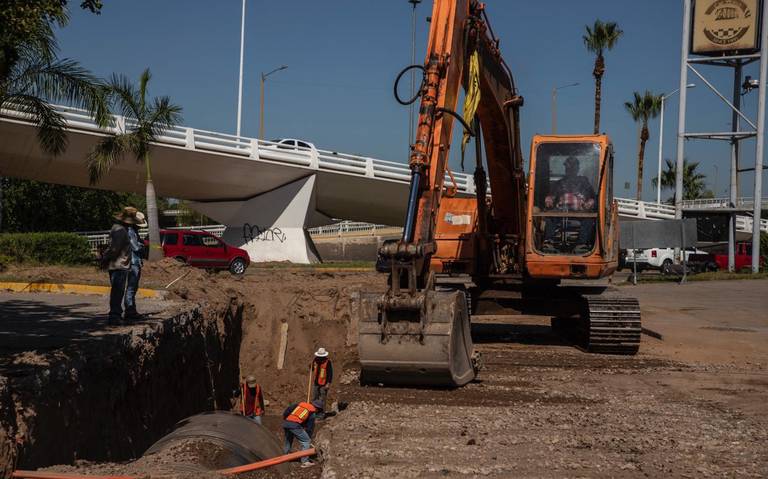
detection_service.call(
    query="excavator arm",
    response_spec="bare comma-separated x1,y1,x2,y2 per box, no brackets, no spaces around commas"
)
359,0,525,387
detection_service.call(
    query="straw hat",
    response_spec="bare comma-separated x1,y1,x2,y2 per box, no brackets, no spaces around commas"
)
135,211,148,228
113,206,139,225
245,375,257,387
314,347,329,358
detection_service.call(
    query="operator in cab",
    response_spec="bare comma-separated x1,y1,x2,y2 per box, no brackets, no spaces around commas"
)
542,156,596,253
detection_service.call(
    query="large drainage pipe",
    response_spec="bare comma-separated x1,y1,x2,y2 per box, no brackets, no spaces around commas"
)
143,411,291,475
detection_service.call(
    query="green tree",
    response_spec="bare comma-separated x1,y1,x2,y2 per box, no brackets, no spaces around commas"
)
625,90,662,201
0,0,107,230
0,178,132,232
87,69,182,260
583,19,623,134
652,159,710,202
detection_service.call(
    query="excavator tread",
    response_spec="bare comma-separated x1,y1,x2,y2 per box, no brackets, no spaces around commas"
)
583,295,641,355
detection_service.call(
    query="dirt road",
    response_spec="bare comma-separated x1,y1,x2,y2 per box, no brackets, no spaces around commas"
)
319,280,768,478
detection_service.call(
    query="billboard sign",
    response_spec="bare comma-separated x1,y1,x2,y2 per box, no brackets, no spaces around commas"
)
691,0,762,55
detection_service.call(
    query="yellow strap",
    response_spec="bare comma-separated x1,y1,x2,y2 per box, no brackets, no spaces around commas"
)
461,50,481,157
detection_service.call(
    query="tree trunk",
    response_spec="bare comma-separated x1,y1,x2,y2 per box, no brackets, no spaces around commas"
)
145,154,162,261
636,124,649,201
593,54,605,135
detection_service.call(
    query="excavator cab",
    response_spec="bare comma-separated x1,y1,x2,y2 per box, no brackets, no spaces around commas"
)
525,135,619,280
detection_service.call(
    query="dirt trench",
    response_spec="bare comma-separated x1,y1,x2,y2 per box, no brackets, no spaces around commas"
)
0,300,245,476
0,264,381,478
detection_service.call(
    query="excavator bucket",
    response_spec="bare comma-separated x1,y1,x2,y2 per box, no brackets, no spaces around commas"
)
357,289,476,387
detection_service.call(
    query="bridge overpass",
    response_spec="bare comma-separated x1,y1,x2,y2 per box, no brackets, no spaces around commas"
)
1,105,765,263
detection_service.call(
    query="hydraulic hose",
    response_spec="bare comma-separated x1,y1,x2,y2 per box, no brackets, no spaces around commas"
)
394,65,426,105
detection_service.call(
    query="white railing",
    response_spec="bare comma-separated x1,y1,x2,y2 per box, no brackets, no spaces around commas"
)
308,221,395,237
0,104,477,194
681,196,768,210
77,224,225,253
615,198,676,220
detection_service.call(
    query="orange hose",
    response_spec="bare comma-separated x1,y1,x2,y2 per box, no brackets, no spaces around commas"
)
218,447,317,475
12,472,136,479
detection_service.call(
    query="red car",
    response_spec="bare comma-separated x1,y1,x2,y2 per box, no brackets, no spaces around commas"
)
711,242,764,271
160,229,250,275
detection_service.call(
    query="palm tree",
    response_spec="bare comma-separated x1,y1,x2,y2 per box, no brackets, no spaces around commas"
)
0,15,108,155
0,13,107,230
625,90,662,201
87,69,182,260
653,159,710,202
583,20,623,134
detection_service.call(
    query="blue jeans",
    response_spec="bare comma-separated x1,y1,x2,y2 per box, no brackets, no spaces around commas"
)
109,269,129,321
246,414,262,425
283,427,312,463
125,264,142,312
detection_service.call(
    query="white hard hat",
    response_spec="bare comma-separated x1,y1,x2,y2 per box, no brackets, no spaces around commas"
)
314,347,329,358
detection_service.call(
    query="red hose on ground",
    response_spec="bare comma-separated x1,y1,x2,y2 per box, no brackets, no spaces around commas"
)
12,448,317,478
218,447,317,475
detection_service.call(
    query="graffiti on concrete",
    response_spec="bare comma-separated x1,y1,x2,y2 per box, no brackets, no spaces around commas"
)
243,223,287,243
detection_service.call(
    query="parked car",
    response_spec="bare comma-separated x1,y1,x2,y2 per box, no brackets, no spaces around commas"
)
159,229,250,275
711,242,765,271
266,138,316,153
624,247,709,273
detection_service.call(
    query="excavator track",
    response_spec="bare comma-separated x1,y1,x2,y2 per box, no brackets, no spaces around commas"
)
582,295,641,355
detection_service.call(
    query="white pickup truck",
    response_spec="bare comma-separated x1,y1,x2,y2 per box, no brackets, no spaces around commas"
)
623,247,709,272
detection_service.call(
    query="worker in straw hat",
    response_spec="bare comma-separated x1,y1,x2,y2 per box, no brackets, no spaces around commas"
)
124,211,148,321
309,347,333,418
102,206,139,324
238,375,265,425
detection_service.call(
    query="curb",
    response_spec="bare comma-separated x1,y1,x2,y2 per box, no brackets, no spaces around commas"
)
0,281,164,299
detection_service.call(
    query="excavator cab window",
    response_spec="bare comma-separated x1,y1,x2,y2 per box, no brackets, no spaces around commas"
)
532,142,600,255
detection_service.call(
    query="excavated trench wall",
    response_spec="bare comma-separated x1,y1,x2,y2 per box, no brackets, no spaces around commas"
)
0,300,244,476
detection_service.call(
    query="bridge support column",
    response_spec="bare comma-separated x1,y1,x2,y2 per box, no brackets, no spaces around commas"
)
189,175,330,264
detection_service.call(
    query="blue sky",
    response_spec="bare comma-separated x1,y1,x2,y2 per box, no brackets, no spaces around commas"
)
57,0,766,201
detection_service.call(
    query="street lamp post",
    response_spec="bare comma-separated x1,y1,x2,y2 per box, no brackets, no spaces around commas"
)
657,83,695,204
551,82,579,134
236,0,247,137
259,65,288,140
408,0,421,150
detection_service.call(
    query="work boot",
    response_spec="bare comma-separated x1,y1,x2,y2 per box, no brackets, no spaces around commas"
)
542,241,558,254
573,244,591,254
124,308,144,322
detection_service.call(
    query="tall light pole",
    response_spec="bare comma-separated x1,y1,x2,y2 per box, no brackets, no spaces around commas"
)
551,82,578,134
657,83,695,204
259,65,288,140
408,0,421,149
236,0,246,137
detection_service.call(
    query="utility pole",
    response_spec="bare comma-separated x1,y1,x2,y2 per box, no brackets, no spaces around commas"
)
408,0,421,151
551,82,578,134
259,65,288,140
236,0,246,137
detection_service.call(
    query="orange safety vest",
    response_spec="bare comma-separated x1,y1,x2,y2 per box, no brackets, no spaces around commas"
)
313,359,330,386
286,402,317,425
241,383,263,416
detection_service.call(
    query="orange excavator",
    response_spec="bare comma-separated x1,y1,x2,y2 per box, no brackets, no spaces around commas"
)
357,0,640,387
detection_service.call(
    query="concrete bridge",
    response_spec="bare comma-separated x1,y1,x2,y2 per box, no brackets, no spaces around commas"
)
1,104,765,263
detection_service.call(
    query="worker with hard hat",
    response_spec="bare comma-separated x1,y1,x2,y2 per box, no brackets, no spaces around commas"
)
310,347,333,417
282,399,323,468
239,375,265,425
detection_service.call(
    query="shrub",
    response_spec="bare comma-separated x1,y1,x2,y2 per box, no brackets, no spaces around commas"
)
0,232,92,265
